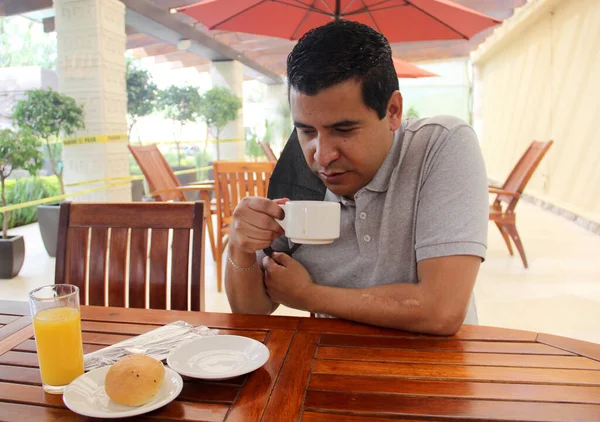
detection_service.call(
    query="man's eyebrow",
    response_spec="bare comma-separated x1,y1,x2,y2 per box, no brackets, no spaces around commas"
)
324,120,360,128
294,120,360,129
294,121,313,129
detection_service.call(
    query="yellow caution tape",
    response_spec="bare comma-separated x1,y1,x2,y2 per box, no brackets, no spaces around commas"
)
63,134,128,147
0,180,133,214
63,166,213,188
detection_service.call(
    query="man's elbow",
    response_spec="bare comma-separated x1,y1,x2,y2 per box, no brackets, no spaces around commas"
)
426,309,465,336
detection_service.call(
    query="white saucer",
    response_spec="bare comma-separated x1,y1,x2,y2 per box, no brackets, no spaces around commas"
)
63,365,183,419
167,335,270,380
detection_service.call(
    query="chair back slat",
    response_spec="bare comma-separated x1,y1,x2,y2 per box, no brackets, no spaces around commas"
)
129,145,186,202
496,140,553,211
191,202,205,312
88,228,108,306
213,161,276,226
55,202,205,311
149,228,169,310
171,228,191,311
128,228,148,309
65,227,89,304
108,228,128,308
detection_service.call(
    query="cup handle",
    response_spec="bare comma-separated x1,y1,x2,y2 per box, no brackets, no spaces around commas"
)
275,204,286,230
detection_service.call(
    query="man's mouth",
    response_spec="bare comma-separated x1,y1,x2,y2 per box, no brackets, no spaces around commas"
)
319,171,347,184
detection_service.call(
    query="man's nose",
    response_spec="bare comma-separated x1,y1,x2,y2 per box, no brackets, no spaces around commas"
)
313,136,340,168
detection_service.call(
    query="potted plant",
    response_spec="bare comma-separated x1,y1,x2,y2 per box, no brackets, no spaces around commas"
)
12,88,85,257
0,128,43,279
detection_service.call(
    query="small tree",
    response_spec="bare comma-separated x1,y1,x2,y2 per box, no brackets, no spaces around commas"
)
126,61,157,143
157,86,201,167
198,87,242,162
0,128,43,239
12,88,85,194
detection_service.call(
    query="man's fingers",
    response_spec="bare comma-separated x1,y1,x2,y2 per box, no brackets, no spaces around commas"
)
271,252,293,267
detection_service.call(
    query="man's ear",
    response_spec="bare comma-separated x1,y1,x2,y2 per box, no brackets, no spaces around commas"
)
387,91,403,131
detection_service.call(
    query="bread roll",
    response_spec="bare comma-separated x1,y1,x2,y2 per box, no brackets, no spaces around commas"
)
105,354,165,406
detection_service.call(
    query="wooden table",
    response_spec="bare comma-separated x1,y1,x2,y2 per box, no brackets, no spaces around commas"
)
1,300,599,421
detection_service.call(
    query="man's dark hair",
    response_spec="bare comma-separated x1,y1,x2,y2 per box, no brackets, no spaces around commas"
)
287,20,399,119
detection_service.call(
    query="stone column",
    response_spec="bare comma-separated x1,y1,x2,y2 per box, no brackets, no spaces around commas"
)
210,61,245,160
264,83,288,154
55,0,130,202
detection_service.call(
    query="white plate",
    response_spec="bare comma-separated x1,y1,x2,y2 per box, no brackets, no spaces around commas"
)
167,335,270,380
63,365,183,419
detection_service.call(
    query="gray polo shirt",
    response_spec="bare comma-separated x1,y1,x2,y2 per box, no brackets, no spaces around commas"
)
261,115,488,324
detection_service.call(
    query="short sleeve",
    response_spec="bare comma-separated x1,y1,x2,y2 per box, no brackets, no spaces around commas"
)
415,125,489,262
256,235,290,270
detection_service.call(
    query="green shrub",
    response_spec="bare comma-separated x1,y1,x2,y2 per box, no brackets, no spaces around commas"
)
4,176,60,229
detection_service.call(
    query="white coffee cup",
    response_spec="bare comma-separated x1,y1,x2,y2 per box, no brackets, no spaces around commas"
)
276,201,341,244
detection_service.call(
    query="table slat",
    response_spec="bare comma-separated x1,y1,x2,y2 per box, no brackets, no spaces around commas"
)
261,332,320,421
80,306,299,331
537,333,600,362
312,359,600,385
299,318,538,341
308,374,600,404
319,334,573,355
316,346,600,369
225,330,295,421
303,390,600,422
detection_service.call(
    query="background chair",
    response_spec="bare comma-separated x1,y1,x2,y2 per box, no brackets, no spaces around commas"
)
260,141,278,162
213,161,276,292
489,140,553,268
55,202,206,311
128,144,216,261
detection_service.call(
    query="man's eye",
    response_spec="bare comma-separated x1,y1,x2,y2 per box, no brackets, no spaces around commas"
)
336,128,355,133
298,129,315,135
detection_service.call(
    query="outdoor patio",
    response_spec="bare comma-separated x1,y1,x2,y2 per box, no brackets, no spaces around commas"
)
2,199,599,344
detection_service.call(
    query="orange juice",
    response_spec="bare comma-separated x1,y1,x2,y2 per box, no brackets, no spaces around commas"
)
33,307,84,387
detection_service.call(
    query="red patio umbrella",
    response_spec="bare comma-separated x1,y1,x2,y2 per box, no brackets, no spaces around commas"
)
179,0,500,42
393,58,438,78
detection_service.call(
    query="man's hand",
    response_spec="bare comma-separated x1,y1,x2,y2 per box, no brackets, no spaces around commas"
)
229,197,288,254
263,252,317,311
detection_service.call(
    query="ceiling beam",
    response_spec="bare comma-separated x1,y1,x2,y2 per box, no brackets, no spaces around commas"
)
0,0,52,16
121,0,282,84
43,16,138,35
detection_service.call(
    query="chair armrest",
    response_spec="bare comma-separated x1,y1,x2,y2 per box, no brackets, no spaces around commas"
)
150,185,214,198
488,186,521,198
184,179,215,187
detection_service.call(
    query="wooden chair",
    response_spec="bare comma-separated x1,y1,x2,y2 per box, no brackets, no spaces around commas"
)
213,161,276,292
128,144,216,261
489,140,553,268
55,202,206,311
261,141,278,162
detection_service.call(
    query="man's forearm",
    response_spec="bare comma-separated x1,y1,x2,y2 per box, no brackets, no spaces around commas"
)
225,246,275,315
308,283,463,335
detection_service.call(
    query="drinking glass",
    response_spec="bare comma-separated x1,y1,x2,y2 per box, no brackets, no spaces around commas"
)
29,284,84,394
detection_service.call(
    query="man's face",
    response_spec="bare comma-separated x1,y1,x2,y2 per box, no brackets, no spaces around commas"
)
290,80,402,198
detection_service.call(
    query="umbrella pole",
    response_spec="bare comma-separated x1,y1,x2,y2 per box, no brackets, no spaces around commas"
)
334,0,341,21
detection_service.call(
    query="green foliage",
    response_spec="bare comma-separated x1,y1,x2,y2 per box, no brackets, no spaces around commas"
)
4,177,60,230
405,106,420,119
245,128,266,160
158,86,201,123
12,88,85,194
197,87,242,160
0,16,56,69
157,86,201,166
126,61,157,140
198,87,242,140
0,128,44,238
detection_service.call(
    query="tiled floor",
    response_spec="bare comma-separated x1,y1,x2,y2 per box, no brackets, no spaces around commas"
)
2,200,599,343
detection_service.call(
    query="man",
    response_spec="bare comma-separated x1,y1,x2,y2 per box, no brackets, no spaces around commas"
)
225,20,488,335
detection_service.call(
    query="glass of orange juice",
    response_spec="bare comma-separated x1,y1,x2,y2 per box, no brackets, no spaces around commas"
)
29,284,84,394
